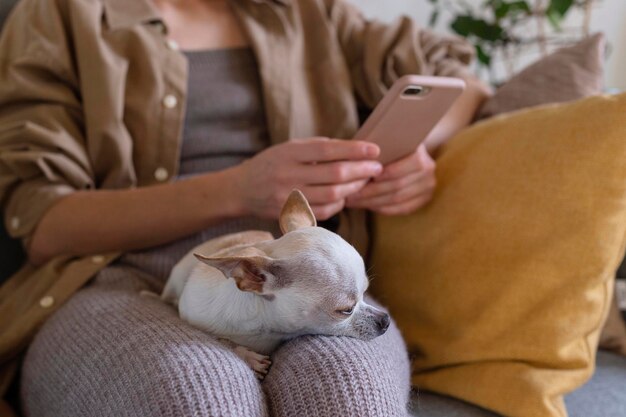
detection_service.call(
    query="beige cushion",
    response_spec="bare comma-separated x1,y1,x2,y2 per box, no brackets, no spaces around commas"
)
371,94,626,417
476,33,606,120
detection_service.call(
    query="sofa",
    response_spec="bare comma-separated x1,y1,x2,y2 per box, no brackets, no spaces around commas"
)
1,0,625,416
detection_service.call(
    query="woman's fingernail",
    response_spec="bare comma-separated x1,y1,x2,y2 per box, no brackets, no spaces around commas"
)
372,163,383,174
365,145,380,158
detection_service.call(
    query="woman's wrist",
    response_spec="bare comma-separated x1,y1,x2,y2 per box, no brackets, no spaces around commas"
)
424,74,492,154
201,165,248,219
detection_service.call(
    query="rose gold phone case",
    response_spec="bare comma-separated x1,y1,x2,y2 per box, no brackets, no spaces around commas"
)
354,75,466,164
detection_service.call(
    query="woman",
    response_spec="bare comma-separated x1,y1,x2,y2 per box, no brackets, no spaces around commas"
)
0,0,489,415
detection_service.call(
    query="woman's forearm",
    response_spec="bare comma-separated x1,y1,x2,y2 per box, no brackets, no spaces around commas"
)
28,168,244,265
424,75,492,155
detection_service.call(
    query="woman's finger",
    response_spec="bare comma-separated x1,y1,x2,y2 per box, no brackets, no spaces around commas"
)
346,182,426,209
374,150,421,182
293,160,382,185
302,179,369,205
348,171,424,201
375,194,434,216
290,138,380,163
310,199,346,221
375,145,435,182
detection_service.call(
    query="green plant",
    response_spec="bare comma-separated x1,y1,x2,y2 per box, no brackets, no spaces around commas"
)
428,0,598,79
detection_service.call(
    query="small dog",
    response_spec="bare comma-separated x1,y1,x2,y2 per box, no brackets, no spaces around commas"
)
161,190,390,379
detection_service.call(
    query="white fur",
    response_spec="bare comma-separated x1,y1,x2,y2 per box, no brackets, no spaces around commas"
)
178,263,288,354
160,191,389,377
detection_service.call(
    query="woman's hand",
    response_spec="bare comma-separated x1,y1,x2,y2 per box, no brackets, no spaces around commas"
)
345,144,436,215
229,137,383,220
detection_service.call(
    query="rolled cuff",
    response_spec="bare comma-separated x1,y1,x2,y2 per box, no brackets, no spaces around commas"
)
418,29,475,78
354,16,476,108
4,180,75,244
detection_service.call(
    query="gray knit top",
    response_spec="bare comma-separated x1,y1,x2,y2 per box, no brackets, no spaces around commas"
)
110,47,280,282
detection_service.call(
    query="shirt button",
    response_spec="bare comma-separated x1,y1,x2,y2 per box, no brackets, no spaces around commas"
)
39,295,55,308
154,167,169,182
10,216,20,230
91,255,105,264
162,94,178,109
166,39,179,51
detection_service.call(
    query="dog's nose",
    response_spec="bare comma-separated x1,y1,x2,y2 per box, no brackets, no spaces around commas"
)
376,313,390,334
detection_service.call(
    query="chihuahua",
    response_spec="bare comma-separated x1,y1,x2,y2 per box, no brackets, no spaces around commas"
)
161,190,390,379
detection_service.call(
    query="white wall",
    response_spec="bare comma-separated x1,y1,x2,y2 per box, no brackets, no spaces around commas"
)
349,0,626,89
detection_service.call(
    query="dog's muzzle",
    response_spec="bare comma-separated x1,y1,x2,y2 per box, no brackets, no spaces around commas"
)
375,312,390,335
351,305,391,340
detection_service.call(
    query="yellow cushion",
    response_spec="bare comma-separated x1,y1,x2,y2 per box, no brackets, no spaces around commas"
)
370,94,626,417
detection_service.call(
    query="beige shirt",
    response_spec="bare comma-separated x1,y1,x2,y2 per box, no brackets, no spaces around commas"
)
0,0,472,406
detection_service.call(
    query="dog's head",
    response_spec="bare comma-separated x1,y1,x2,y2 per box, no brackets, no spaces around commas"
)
194,190,390,341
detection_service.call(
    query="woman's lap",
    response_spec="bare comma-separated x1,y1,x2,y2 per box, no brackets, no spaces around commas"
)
21,270,267,417
21,270,410,417
265,306,411,417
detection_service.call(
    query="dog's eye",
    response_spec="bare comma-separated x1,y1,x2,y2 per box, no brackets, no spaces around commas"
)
337,306,354,316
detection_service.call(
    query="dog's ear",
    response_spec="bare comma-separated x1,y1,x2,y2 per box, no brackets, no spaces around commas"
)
279,189,316,234
194,254,279,294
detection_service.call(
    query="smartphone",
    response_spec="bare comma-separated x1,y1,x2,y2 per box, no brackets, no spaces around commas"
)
354,75,466,164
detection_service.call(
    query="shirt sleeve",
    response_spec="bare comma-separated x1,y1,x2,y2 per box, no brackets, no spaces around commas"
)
323,0,476,108
0,0,94,244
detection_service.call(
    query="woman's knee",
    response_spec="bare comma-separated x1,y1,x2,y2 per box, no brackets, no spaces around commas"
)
263,314,411,417
21,287,267,417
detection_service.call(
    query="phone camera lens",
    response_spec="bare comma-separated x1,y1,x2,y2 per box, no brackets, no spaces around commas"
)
402,86,430,97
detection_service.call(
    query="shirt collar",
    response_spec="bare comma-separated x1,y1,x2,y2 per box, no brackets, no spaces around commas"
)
103,0,290,31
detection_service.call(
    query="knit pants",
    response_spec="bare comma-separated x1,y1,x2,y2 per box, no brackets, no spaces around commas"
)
21,265,411,416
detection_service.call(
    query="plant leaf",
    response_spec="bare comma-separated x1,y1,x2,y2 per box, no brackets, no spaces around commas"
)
493,1,509,19
493,1,531,19
429,9,440,27
508,1,531,14
547,0,575,17
450,15,505,41
450,15,474,37
546,9,563,30
475,44,492,66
